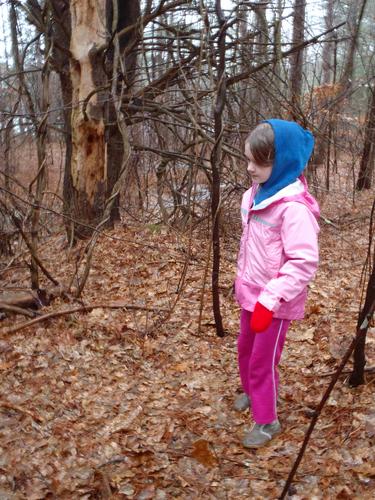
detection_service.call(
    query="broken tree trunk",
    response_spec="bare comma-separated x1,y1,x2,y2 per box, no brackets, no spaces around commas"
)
67,0,108,239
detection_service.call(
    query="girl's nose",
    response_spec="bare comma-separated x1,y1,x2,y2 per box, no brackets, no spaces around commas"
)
247,162,255,173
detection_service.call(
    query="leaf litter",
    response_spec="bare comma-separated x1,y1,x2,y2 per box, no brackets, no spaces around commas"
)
0,190,374,499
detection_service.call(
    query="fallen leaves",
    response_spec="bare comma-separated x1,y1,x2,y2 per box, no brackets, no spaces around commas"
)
0,188,373,499
190,439,217,467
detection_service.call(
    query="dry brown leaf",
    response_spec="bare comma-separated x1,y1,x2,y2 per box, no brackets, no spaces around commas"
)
190,439,217,468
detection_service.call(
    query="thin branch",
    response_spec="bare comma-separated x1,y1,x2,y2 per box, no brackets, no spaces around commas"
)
0,302,36,318
9,210,60,287
0,401,44,423
0,186,164,252
1,302,170,337
227,22,346,87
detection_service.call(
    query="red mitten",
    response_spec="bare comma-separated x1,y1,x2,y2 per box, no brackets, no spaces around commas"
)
250,302,273,333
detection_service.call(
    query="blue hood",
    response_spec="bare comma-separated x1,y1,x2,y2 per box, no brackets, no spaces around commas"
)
253,119,314,206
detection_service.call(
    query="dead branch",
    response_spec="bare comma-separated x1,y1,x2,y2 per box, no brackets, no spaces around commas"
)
0,302,36,318
10,211,60,287
0,401,44,423
304,366,375,377
1,302,170,337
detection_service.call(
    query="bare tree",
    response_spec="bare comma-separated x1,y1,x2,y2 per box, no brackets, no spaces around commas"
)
321,0,336,85
289,0,306,120
356,82,375,190
104,0,140,223
66,0,108,238
210,0,227,338
8,0,50,289
340,0,368,93
349,198,375,386
312,0,368,170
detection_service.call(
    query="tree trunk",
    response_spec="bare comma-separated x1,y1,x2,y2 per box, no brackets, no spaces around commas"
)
340,0,368,93
9,0,48,289
271,0,284,117
67,0,108,239
105,0,140,224
237,2,249,124
252,1,269,116
349,199,375,386
48,0,74,241
356,85,375,190
349,263,375,386
289,0,306,120
321,0,335,85
211,0,226,338
313,0,368,169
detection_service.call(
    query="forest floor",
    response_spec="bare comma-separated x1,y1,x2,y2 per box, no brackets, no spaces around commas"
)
0,179,374,499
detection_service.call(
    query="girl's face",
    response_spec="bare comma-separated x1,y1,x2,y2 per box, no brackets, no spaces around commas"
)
245,142,273,184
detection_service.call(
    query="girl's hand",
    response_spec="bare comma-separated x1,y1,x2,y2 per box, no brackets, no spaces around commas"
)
250,302,273,332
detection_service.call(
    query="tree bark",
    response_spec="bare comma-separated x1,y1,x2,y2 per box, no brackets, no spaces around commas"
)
67,0,108,239
252,1,269,116
349,199,375,386
271,0,284,117
9,0,48,289
210,0,226,338
349,268,375,386
48,0,74,241
356,85,375,190
289,0,306,120
321,0,335,85
105,0,140,224
313,0,368,169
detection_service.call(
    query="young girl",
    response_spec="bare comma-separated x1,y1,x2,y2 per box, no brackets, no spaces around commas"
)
234,119,320,448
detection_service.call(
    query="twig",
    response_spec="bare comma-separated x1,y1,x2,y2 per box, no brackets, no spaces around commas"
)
227,22,346,87
143,259,190,337
9,210,60,287
0,401,44,423
0,301,37,318
0,186,164,253
1,302,169,336
304,366,375,377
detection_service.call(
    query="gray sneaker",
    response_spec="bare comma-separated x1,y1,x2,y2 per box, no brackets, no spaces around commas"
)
234,393,251,412
242,420,281,448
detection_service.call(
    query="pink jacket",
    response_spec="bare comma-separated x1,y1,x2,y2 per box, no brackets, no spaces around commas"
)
235,176,320,320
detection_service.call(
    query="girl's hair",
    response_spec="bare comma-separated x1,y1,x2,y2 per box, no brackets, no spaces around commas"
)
245,122,275,166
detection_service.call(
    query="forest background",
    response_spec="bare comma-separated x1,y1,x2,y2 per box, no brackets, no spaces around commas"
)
0,0,374,498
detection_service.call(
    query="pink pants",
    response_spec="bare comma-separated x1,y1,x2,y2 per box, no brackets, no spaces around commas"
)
238,309,290,424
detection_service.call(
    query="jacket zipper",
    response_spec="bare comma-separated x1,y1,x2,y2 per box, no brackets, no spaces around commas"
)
240,209,252,279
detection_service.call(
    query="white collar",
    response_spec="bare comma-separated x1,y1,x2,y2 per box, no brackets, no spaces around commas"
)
252,179,304,211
